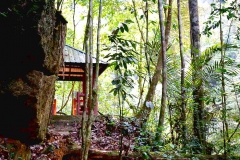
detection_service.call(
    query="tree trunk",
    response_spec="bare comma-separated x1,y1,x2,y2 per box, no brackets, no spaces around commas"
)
177,0,187,148
145,0,151,83
81,9,90,160
56,0,64,10
155,0,167,142
81,0,102,159
219,2,228,156
168,104,175,144
83,0,94,155
136,0,173,122
131,0,151,83
72,0,76,47
188,0,206,153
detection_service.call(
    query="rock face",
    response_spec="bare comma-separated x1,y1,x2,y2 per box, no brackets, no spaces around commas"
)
0,0,67,144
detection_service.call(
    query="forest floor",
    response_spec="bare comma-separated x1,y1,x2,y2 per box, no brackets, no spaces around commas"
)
31,115,140,160
0,115,145,160
1,115,239,160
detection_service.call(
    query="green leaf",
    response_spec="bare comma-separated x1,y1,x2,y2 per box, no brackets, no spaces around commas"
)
170,144,175,149
216,68,227,73
162,153,168,158
112,79,119,85
123,61,127,69
119,26,124,33
122,23,129,32
172,23,177,30
125,19,134,24
130,41,136,50
114,65,120,70
149,20,157,25
109,88,115,93
142,152,150,160
114,89,118,96
0,12,7,17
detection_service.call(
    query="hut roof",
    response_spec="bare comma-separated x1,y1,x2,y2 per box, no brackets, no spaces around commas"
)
63,45,107,64
57,45,108,81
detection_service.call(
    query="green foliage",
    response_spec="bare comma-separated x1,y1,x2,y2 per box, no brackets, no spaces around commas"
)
105,23,138,101
203,1,240,38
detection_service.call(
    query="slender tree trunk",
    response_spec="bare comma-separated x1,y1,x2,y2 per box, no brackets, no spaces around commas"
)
131,0,151,83
119,91,124,160
155,0,167,142
177,0,187,148
219,2,228,156
168,104,175,144
72,0,76,47
136,42,145,111
82,0,102,159
81,34,89,160
136,0,173,122
130,0,150,113
95,0,102,87
68,0,76,115
145,0,151,83
58,82,75,112
82,10,90,51
61,82,65,110
164,0,173,49
83,0,93,156
81,9,90,160
56,0,64,11
188,0,206,153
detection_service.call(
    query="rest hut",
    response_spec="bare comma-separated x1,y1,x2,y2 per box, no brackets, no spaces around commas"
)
52,45,108,115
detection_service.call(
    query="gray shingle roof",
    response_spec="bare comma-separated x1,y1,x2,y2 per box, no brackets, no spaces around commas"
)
63,45,107,64
57,45,108,81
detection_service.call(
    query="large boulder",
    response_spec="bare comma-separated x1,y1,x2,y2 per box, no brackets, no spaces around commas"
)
0,0,67,144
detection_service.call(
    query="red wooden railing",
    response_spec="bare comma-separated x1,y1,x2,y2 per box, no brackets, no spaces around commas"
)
52,92,98,115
